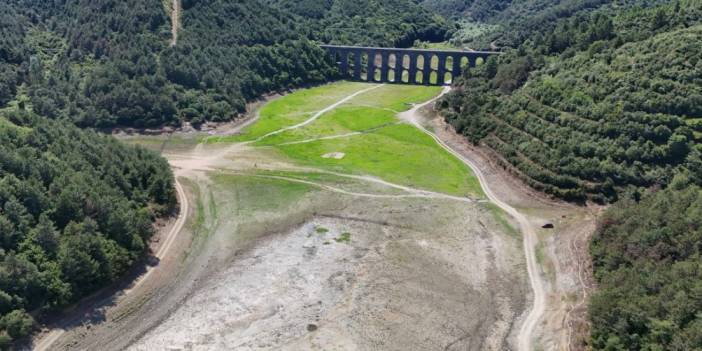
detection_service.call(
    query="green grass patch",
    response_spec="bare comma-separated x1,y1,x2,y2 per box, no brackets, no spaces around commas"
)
210,173,314,214
485,203,519,238
209,82,482,197
334,232,352,243
347,84,442,112
254,105,397,146
315,227,329,234
216,81,373,143
274,123,483,197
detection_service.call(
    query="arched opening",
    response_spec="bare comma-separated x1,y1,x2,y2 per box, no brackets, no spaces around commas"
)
476,57,485,66
347,52,356,76
430,55,439,70
429,71,438,85
402,69,410,83
415,71,424,84
333,52,342,64
445,56,454,71
460,56,470,70
389,53,397,69
374,69,382,82
444,72,453,85
416,55,425,70
361,52,369,80
388,70,396,83
402,54,410,69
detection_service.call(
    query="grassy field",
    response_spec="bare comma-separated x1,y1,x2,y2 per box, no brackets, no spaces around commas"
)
274,124,482,196
218,81,371,143
211,173,315,215
212,82,483,197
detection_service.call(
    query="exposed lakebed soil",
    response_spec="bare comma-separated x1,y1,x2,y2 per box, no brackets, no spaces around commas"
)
35,82,594,351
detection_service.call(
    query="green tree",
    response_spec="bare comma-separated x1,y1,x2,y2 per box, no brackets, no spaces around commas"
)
0,309,33,339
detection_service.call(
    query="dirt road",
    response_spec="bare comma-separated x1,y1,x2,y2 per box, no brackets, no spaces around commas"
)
169,0,180,47
399,87,544,351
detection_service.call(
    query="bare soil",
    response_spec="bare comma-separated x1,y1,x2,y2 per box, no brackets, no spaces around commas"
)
130,193,527,351
422,104,598,351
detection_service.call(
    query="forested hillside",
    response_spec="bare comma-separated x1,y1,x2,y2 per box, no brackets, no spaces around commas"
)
0,111,175,346
590,167,702,350
439,1,702,202
0,0,449,128
437,0,702,349
421,0,513,20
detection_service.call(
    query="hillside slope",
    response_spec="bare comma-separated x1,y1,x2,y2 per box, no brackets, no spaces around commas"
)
589,170,702,350
438,1,702,349
0,0,449,128
0,111,175,346
440,2,702,202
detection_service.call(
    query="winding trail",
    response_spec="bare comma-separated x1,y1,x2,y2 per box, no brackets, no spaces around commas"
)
220,172,480,203
32,179,190,351
399,87,544,351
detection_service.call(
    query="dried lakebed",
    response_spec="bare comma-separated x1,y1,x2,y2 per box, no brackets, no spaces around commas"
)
54,82,532,350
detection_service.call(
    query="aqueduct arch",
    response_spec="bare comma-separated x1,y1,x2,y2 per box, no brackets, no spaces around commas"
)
321,45,500,86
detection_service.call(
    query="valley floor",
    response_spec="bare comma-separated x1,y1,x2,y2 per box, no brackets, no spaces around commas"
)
32,82,595,351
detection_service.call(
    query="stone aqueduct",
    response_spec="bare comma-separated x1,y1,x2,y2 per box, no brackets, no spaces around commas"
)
321,45,500,86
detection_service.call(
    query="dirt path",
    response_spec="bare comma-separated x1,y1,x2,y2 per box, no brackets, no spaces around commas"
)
169,0,180,47
31,179,190,351
253,84,384,142
399,87,545,351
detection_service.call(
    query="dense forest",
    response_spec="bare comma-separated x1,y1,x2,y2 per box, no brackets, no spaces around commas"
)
0,0,449,128
0,111,175,346
439,1,702,202
590,169,702,350
421,0,513,20
438,0,702,349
